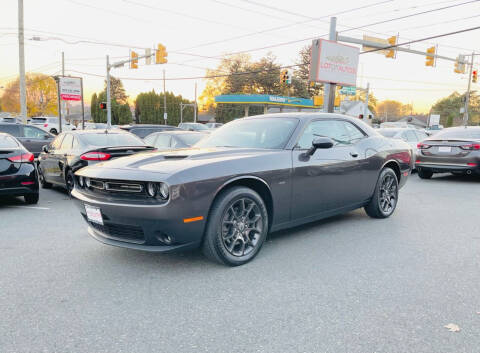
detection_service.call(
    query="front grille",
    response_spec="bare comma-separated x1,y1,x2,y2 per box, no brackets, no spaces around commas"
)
105,181,143,193
89,221,145,243
81,178,146,196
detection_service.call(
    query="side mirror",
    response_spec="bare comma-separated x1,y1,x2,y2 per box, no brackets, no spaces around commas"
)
42,145,49,153
44,134,50,140
306,137,334,156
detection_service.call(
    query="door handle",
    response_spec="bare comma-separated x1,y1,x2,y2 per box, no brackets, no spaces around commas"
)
350,152,359,158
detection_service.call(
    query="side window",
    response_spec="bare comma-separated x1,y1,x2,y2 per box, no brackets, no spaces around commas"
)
155,134,172,149
50,134,65,150
171,137,181,148
144,134,157,146
23,126,46,139
0,124,21,137
132,128,151,138
405,130,417,142
342,122,366,143
296,120,350,149
60,134,73,151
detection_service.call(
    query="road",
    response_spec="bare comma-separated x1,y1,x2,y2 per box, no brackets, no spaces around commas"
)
1,174,479,353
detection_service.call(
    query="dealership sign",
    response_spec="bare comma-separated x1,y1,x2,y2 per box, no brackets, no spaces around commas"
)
309,39,359,87
59,77,82,101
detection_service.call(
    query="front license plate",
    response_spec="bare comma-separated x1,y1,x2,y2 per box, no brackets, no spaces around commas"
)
438,146,451,153
85,204,103,225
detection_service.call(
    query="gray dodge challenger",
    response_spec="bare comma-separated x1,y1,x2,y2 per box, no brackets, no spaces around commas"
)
72,113,413,266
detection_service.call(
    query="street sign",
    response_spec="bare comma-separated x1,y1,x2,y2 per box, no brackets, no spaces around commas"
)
309,39,359,86
164,112,167,121
429,114,440,126
339,86,356,95
59,77,81,101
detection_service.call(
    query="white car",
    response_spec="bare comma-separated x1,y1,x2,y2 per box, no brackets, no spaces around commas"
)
377,127,428,168
30,116,76,135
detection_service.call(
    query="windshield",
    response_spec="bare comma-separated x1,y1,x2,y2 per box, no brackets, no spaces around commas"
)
195,117,298,149
178,133,208,146
81,133,146,147
433,128,480,140
184,123,208,131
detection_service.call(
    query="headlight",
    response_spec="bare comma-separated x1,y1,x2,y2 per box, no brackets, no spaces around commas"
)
158,183,169,200
146,182,157,197
85,177,91,188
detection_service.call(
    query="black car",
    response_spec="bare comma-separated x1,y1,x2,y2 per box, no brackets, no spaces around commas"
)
72,113,412,266
0,123,54,157
118,124,180,138
38,130,154,192
144,130,209,150
0,132,39,204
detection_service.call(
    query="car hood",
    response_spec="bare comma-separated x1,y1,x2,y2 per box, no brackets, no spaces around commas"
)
75,147,279,180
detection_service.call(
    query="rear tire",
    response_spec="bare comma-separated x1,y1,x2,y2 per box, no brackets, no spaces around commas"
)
202,186,268,266
38,164,52,189
65,170,75,194
418,169,433,179
364,167,399,219
24,193,39,204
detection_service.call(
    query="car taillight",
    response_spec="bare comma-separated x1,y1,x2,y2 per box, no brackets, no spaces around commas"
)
417,142,431,149
44,123,48,127
467,162,477,166
460,143,480,150
80,152,111,161
8,153,34,163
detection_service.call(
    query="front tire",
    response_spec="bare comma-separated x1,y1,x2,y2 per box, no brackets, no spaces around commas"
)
202,187,269,266
364,167,399,219
418,169,433,179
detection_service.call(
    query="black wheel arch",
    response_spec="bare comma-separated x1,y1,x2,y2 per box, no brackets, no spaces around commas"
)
381,160,401,183
209,176,274,232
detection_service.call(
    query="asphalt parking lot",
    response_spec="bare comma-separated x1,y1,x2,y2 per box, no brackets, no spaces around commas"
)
1,174,479,353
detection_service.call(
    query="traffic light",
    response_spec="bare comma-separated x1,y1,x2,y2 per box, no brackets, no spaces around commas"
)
385,36,397,59
454,55,466,74
130,50,138,69
280,69,288,84
425,46,436,67
156,44,167,64
99,102,107,110
473,70,478,83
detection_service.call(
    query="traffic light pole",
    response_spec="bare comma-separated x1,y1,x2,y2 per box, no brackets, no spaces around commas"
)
106,51,155,128
323,17,337,113
463,52,475,126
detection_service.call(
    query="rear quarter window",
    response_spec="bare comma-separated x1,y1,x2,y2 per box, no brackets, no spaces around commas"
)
0,134,19,148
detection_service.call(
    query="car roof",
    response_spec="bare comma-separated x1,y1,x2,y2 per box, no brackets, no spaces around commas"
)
152,130,205,135
61,129,129,135
120,124,177,129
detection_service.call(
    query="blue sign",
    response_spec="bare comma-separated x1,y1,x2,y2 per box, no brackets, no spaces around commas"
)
215,94,317,108
339,86,356,95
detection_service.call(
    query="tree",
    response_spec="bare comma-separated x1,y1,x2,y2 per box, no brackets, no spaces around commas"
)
90,93,98,121
294,44,323,99
0,73,58,117
134,90,195,126
430,91,480,126
376,100,407,120
105,76,128,104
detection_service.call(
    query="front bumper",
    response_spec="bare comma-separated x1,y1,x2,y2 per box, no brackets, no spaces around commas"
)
71,188,206,252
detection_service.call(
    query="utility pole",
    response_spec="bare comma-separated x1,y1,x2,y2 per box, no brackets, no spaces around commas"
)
59,51,64,133
163,69,167,125
364,82,370,120
194,82,197,123
18,0,27,124
106,55,112,128
463,52,474,126
323,17,337,113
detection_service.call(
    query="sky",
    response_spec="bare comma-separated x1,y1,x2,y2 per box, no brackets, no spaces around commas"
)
1,0,480,113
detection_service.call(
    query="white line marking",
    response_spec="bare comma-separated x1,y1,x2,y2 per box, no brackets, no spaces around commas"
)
5,206,50,210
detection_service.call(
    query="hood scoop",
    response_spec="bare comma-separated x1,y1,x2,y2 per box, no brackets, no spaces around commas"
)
163,155,188,160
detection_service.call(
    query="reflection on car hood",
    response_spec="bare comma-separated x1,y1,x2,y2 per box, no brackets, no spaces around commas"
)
76,147,277,176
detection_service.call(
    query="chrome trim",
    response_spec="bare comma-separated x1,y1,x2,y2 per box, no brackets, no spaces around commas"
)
90,180,105,190
105,182,143,193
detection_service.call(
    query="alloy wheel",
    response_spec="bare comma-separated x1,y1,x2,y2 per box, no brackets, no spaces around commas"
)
221,197,263,257
379,174,397,214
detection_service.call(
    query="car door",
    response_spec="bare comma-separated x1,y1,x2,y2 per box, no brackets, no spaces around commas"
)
21,125,53,157
52,133,74,184
291,119,366,221
40,134,64,182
